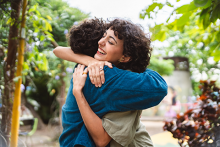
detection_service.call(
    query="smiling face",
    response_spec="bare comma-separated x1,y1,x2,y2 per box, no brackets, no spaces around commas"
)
94,28,127,65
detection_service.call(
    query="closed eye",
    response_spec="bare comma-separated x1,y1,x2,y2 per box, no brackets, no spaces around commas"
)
108,41,113,45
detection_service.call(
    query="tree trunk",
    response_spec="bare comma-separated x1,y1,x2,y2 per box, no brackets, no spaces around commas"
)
1,0,22,143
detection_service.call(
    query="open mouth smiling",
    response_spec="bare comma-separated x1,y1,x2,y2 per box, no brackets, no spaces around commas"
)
97,48,107,55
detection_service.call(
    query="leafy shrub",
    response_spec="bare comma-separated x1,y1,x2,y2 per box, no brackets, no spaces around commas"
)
164,80,220,147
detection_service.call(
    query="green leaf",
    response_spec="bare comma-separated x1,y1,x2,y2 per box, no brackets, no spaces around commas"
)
212,50,220,61
160,31,166,41
13,76,22,82
176,12,191,26
194,0,208,7
23,62,29,70
29,4,37,13
146,3,163,13
203,10,211,29
216,32,220,42
46,15,52,20
188,1,197,11
149,24,162,36
166,16,171,23
176,4,190,14
199,8,211,30
210,42,220,51
30,71,34,77
35,10,41,16
6,18,15,26
40,35,45,41
176,2,197,14
148,57,174,76
210,4,220,23
201,0,212,9
34,28,39,33
200,8,208,19
140,13,145,19
46,22,52,32
166,2,173,7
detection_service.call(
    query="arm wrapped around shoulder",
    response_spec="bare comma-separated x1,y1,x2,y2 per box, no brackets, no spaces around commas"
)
99,67,168,111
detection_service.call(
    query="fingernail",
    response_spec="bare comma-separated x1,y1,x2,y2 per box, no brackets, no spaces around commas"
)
99,84,101,87
102,81,104,84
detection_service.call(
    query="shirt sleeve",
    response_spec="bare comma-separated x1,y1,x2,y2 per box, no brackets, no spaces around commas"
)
102,111,141,147
100,66,168,111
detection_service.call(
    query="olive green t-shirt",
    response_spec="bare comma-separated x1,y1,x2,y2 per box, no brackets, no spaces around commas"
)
102,110,154,147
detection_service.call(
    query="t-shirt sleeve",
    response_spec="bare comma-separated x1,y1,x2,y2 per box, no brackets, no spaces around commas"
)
102,111,141,146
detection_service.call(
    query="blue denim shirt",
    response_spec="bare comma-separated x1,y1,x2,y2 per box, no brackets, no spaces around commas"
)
59,65,167,147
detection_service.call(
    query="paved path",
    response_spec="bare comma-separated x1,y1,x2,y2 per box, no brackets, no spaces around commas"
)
151,132,179,147
142,120,179,147
19,120,179,147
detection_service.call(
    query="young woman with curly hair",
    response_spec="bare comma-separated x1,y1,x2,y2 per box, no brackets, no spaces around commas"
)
53,18,167,147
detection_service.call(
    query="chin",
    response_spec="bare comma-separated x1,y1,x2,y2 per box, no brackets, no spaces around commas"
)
94,54,105,61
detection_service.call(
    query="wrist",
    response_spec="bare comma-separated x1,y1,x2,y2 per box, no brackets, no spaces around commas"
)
88,58,99,65
73,87,83,95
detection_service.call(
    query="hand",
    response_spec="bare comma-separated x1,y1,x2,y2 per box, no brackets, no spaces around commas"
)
72,64,88,94
88,61,112,87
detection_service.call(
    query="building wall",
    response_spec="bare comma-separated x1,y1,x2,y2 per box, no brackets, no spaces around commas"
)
142,70,193,117
163,71,193,104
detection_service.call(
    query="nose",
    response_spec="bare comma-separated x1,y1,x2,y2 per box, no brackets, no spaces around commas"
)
98,37,105,46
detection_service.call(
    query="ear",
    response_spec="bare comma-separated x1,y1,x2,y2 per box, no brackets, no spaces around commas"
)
119,55,130,63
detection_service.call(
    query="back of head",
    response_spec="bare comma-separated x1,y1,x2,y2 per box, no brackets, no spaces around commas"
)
68,18,106,57
106,18,152,73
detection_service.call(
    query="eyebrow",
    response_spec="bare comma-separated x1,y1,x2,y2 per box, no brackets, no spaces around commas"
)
109,36,117,44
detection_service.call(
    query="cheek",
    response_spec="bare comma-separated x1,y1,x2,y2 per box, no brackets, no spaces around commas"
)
114,48,123,57
108,49,121,59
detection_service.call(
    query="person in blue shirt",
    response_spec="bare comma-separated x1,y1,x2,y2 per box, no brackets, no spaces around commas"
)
53,18,167,147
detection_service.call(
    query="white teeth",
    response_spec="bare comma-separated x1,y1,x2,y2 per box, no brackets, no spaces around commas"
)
98,48,106,55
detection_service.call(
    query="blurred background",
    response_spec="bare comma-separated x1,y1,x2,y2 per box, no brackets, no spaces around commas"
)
0,0,220,146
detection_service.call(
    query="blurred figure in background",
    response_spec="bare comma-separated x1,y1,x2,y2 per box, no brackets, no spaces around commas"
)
164,86,181,118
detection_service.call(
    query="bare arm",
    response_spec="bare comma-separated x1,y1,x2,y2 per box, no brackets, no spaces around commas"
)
53,46,95,66
72,64,111,147
53,46,112,87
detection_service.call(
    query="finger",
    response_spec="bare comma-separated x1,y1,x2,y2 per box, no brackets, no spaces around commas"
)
78,64,82,71
78,64,85,73
104,61,113,68
95,66,101,87
100,67,105,84
77,64,81,69
82,68,88,77
88,67,94,84
81,64,86,71
92,68,98,87
74,67,77,73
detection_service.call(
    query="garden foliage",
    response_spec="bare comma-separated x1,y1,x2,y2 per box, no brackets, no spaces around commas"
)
164,80,220,147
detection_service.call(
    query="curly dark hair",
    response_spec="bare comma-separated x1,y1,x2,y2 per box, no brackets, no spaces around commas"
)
68,18,106,57
68,18,152,73
106,19,152,73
